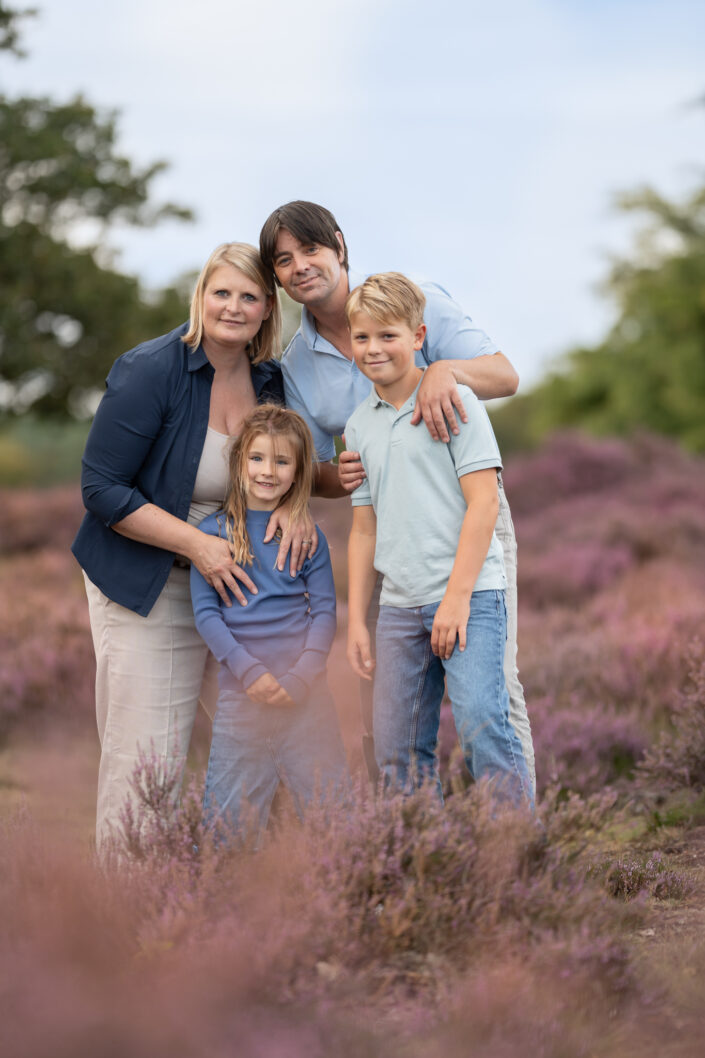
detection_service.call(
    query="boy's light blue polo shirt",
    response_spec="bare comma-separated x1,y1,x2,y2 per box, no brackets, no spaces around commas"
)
281,269,497,461
344,379,506,608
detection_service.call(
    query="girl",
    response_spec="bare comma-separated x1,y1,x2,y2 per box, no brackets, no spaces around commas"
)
190,404,348,840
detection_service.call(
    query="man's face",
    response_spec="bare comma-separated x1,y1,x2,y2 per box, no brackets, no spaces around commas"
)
272,228,346,309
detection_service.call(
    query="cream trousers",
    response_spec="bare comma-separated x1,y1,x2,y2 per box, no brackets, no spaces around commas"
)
83,567,219,851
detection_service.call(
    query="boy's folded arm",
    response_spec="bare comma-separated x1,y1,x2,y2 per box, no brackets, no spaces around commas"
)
431,468,500,659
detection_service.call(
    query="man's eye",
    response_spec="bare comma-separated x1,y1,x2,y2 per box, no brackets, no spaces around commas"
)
305,245,319,254
276,256,291,267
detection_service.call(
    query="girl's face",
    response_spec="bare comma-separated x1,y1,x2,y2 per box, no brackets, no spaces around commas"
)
244,432,297,510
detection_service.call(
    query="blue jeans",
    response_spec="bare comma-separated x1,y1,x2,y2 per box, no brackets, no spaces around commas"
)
204,674,348,841
373,590,533,806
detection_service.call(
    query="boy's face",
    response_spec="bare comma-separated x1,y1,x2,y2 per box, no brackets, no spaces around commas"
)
349,311,426,392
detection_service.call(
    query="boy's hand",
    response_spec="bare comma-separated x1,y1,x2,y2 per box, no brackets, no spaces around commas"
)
246,672,296,707
347,622,375,680
338,439,366,492
410,361,468,442
431,593,470,660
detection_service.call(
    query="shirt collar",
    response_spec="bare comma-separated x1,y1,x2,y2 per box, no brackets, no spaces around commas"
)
300,267,367,351
186,327,273,394
368,374,424,411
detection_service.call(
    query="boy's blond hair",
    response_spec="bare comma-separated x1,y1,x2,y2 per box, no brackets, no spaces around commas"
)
345,272,426,331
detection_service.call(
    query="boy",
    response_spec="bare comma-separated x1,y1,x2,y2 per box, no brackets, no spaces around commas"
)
345,273,531,803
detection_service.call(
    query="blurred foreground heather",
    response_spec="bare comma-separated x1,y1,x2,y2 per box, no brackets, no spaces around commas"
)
2,430,705,1055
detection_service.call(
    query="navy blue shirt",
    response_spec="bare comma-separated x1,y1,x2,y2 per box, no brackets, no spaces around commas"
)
72,323,284,616
190,509,336,705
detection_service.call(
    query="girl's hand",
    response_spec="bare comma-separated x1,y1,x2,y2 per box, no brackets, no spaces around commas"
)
347,622,375,680
431,593,470,660
189,533,257,607
338,440,366,492
246,672,296,707
264,500,318,576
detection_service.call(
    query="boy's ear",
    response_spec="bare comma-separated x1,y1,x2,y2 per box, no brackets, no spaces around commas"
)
414,323,427,349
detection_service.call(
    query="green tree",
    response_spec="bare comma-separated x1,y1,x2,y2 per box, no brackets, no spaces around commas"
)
492,180,705,454
0,3,193,416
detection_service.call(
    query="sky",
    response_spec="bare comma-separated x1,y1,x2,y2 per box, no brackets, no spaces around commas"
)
2,0,703,388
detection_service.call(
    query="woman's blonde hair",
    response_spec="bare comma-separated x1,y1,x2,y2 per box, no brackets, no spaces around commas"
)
222,404,314,566
182,242,282,364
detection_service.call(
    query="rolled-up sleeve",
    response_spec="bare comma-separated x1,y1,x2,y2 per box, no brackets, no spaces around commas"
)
420,281,497,362
81,353,168,526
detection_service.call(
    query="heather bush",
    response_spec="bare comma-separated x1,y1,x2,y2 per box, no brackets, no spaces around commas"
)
530,697,647,795
0,484,83,554
588,851,694,902
0,550,93,741
636,643,705,794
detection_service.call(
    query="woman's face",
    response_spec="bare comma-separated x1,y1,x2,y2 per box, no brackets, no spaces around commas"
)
201,264,272,351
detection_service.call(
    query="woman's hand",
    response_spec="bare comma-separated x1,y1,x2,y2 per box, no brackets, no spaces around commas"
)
263,498,318,576
189,532,257,607
246,672,296,707
430,592,470,660
347,621,375,680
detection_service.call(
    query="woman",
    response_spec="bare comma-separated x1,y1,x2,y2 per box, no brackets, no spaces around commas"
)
72,242,310,850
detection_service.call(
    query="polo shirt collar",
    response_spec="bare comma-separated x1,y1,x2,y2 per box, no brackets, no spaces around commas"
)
368,375,424,411
300,267,367,351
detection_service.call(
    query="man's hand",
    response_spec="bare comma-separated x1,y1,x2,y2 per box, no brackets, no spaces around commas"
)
338,438,366,492
410,361,468,442
246,672,296,707
430,592,470,660
347,621,375,680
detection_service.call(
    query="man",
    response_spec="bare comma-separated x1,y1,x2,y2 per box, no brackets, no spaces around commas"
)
259,200,535,791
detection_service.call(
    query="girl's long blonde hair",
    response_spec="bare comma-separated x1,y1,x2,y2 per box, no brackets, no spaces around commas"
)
222,404,314,566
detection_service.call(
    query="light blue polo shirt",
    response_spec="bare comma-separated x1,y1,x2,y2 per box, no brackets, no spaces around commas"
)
344,379,506,608
281,269,497,461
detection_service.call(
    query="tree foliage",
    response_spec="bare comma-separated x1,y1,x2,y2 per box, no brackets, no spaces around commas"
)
0,2,193,416
492,180,705,454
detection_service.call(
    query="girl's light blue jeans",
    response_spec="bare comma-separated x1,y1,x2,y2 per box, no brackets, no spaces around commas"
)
204,674,348,841
373,590,533,807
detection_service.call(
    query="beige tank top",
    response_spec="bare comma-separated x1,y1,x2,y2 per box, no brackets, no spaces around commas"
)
187,427,234,527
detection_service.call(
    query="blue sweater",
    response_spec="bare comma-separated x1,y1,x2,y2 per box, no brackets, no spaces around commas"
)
190,509,336,705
